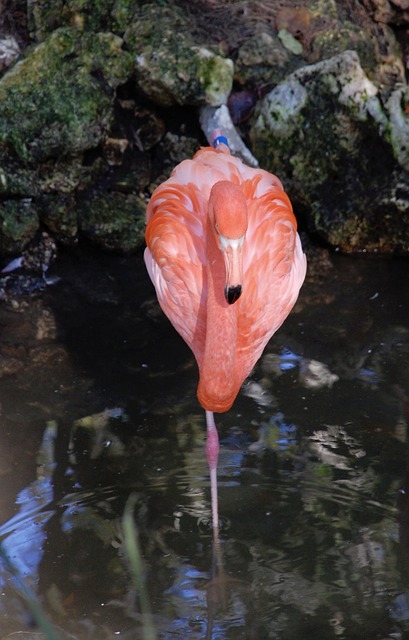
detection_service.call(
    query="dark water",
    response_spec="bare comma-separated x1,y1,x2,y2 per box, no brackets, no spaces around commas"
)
0,246,409,640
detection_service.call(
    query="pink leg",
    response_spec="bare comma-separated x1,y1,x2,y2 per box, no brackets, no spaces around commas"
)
205,410,220,532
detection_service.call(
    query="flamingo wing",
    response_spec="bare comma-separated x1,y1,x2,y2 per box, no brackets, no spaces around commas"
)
145,145,306,379
145,182,208,363
144,146,247,362
237,180,307,380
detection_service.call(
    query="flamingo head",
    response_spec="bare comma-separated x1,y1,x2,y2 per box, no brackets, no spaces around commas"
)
208,181,248,305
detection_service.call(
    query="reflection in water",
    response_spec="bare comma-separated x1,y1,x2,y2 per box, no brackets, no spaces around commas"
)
0,422,56,589
0,250,408,638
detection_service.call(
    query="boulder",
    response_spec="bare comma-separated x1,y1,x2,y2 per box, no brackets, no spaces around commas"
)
251,51,409,252
124,4,234,107
0,26,134,254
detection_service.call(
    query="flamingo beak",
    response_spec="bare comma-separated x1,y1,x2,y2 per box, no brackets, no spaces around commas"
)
221,235,244,305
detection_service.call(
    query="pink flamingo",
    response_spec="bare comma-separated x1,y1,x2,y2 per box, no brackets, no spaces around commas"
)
145,135,306,530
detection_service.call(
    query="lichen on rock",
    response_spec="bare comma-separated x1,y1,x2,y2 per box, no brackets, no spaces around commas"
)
124,4,233,107
251,50,409,252
0,27,133,163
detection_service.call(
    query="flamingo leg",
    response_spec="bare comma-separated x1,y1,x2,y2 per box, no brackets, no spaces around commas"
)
205,410,220,532
204,411,228,634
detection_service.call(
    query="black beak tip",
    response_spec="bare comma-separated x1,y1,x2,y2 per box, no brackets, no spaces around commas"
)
225,285,242,305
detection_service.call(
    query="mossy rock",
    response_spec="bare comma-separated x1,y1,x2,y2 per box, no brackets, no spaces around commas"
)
28,0,140,41
38,194,79,245
310,22,378,79
0,27,133,163
251,51,409,253
78,191,146,252
307,2,405,87
37,155,92,195
124,4,233,107
111,0,141,34
27,0,65,41
0,200,40,255
0,151,41,197
235,31,298,87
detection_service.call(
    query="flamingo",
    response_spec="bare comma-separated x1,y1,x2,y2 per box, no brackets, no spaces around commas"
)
144,135,306,532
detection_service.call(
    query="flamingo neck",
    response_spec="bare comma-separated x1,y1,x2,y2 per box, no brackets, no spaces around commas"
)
197,217,239,413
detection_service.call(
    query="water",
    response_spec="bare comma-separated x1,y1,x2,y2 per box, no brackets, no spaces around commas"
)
0,246,408,639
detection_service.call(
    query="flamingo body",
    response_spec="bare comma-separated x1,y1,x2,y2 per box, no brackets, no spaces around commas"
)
145,144,306,413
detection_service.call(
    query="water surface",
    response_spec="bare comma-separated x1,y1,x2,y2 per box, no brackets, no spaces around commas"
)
0,247,408,639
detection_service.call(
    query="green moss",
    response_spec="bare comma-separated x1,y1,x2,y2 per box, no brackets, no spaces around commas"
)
78,192,146,251
82,31,134,87
62,0,117,31
309,0,338,20
28,0,64,42
195,49,234,107
0,28,133,163
235,32,294,86
28,0,135,40
0,200,39,255
124,4,187,51
250,51,409,252
0,152,40,197
124,5,233,106
111,0,140,33
312,24,377,79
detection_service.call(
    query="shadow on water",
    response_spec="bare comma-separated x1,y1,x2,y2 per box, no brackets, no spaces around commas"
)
0,245,409,639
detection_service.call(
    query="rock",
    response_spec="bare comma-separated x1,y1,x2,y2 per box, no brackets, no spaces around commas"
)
115,101,166,152
299,359,339,389
0,35,20,73
0,154,40,197
0,353,24,377
306,0,405,86
0,0,408,258
0,27,133,163
251,50,409,253
38,194,79,245
364,0,409,25
234,0,405,89
0,26,135,254
234,31,296,87
2,230,57,275
28,0,128,41
278,29,304,56
124,4,234,107
101,137,129,166
78,191,146,252
149,132,201,190
111,0,141,34
310,19,404,86
27,0,64,42
386,86,409,172
0,199,39,256
310,23,376,70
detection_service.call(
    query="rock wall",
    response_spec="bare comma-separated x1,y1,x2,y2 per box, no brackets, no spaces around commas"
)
0,0,408,256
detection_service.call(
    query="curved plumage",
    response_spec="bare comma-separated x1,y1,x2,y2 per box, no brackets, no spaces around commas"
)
145,144,306,412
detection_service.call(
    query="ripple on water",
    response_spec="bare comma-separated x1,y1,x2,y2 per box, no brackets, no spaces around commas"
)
0,252,408,639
